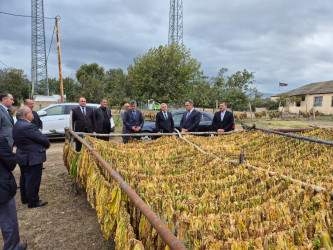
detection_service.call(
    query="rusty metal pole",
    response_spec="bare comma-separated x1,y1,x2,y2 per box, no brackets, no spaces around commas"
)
55,16,64,103
68,129,186,250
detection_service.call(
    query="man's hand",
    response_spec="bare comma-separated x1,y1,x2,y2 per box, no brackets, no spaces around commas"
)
217,129,224,132
182,128,188,132
132,126,136,131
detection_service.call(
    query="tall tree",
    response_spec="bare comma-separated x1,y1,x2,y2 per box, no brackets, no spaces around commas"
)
128,44,204,103
0,68,30,104
211,68,255,111
76,63,106,103
47,77,81,102
107,69,133,105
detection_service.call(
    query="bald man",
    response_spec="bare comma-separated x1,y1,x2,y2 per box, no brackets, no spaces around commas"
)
24,99,43,131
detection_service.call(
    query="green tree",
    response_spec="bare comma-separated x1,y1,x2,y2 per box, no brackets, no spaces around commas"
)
47,77,81,102
76,63,106,103
0,68,30,104
187,76,212,108
107,70,133,105
128,44,204,103
211,68,255,111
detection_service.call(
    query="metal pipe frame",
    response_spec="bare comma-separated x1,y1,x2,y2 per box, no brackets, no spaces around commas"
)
67,129,186,250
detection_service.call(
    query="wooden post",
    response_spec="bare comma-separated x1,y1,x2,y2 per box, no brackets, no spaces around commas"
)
56,17,64,103
249,102,253,122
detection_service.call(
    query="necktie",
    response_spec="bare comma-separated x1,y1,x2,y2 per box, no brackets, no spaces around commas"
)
82,107,86,116
186,112,190,121
7,109,14,123
133,111,136,119
164,112,168,120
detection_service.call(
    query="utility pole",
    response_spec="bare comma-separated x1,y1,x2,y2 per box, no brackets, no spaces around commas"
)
168,0,183,45
55,16,64,103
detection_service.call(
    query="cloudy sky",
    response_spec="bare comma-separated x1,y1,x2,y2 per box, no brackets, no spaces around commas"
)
1,0,333,95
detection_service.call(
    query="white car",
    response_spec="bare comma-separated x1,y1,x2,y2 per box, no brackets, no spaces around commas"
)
36,103,115,136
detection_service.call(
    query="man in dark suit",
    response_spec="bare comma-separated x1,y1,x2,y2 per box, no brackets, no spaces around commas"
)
212,102,235,132
71,97,96,151
95,98,112,141
155,103,174,133
0,92,15,147
24,99,43,131
13,106,50,209
0,133,27,249
122,100,144,143
180,100,201,132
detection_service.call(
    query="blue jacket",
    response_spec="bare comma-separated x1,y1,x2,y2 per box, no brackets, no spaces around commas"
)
0,134,17,203
13,118,50,166
123,109,144,133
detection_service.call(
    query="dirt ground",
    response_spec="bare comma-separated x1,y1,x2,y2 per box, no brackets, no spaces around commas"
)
0,140,115,250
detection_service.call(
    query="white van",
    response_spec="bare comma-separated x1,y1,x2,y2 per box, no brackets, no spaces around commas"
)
37,103,115,136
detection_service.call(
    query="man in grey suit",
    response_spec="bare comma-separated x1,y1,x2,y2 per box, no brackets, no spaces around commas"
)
0,93,15,147
95,98,112,141
13,106,50,208
122,100,144,143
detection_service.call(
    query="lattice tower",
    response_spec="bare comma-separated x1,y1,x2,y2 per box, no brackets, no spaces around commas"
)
31,0,48,95
168,0,183,45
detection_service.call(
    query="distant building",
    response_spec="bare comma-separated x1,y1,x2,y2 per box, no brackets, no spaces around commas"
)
34,95,66,110
271,80,333,115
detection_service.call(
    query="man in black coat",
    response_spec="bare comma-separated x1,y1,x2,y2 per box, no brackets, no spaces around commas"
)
122,100,144,143
24,99,43,131
212,102,235,132
180,100,201,132
155,103,174,133
95,98,112,141
13,106,50,209
71,97,96,151
0,133,27,249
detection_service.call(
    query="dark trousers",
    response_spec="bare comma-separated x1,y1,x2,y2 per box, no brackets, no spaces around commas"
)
19,163,43,206
96,136,109,141
75,138,82,152
0,197,20,250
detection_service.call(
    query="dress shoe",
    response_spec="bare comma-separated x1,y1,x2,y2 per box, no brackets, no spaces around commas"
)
22,201,27,205
28,200,48,208
19,242,27,250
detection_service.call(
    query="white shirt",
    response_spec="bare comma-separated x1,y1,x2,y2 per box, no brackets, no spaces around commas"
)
221,110,226,121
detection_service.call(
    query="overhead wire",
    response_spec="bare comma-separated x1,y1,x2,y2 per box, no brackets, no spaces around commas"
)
0,11,55,19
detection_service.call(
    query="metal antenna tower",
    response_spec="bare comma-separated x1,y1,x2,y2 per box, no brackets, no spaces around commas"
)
168,0,183,45
31,0,49,96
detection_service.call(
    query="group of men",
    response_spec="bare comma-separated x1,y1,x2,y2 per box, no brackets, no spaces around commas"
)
0,93,50,250
120,99,234,143
71,97,112,151
70,96,235,145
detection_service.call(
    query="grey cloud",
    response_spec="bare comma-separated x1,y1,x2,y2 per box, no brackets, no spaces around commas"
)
1,0,333,95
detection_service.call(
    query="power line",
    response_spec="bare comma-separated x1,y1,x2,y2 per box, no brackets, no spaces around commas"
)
47,22,56,61
0,60,9,68
0,11,55,19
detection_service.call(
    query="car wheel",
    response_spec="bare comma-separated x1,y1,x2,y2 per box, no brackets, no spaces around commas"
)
140,135,153,141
